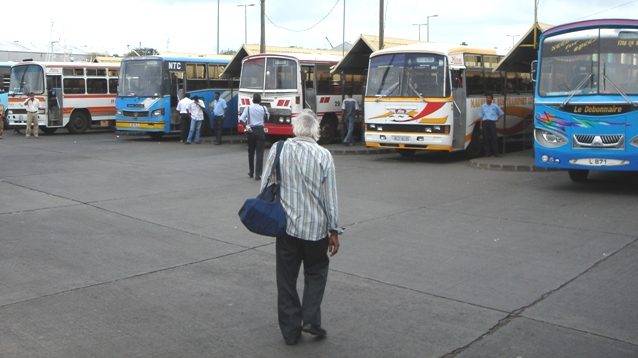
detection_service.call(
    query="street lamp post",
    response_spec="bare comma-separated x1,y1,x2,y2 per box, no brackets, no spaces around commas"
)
426,14,438,42
412,23,426,41
237,3,255,44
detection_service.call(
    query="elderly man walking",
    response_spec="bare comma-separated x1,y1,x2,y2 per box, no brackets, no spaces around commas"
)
260,109,340,346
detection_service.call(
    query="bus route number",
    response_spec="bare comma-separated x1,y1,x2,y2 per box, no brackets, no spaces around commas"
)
167,62,184,71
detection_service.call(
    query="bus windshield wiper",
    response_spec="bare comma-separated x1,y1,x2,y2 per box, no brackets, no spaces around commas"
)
603,73,637,107
561,73,592,108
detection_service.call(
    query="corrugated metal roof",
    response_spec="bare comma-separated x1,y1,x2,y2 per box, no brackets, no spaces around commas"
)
494,22,552,72
331,35,419,74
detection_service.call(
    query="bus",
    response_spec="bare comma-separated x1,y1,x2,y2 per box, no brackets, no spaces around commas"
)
237,52,364,143
534,19,638,182
115,56,238,138
6,61,120,134
364,43,533,156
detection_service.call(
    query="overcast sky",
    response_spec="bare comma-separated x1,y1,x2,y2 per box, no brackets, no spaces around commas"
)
5,0,638,55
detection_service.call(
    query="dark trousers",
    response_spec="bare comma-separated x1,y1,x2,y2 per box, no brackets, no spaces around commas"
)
180,113,191,142
247,126,265,177
276,233,329,340
482,120,498,156
214,115,224,144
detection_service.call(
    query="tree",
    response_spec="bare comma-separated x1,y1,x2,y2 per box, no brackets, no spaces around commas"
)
124,47,159,57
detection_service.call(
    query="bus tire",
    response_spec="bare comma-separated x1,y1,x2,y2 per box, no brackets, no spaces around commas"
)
568,169,589,182
398,149,416,157
200,115,212,137
318,116,337,144
465,124,483,158
40,126,57,134
67,111,90,134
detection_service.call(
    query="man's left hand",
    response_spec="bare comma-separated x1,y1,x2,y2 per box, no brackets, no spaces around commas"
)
328,232,340,256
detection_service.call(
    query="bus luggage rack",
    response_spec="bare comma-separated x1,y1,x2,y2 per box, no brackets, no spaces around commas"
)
573,134,624,149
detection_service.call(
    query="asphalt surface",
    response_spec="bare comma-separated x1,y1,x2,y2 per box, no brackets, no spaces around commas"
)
1,130,637,357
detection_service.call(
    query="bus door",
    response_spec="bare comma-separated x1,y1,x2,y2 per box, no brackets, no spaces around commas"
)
46,75,62,127
169,69,184,128
451,69,468,150
301,65,316,112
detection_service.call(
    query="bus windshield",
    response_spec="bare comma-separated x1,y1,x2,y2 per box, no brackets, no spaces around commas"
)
539,27,638,96
240,57,297,90
9,64,44,95
119,60,163,97
366,53,447,98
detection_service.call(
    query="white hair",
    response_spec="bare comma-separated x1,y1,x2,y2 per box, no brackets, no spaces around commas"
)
292,109,320,141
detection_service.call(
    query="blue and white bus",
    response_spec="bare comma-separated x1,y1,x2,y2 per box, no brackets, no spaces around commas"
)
0,62,12,114
115,56,238,138
534,19,638,181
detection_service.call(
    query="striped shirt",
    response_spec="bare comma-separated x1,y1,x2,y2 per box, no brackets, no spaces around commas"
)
260,137,339,241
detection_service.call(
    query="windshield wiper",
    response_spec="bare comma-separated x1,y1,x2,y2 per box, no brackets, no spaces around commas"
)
561,73,592,108
603,73,637,107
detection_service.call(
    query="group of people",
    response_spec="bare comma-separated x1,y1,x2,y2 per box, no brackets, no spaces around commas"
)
175,91,227,145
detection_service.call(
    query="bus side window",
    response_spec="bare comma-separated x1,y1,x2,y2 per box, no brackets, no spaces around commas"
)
452,70,464,89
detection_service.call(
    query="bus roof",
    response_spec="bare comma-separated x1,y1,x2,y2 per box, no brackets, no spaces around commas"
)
120,55,231,65
12,61,120,68
544,18,638,38
242,52,342,65
371,43,497,58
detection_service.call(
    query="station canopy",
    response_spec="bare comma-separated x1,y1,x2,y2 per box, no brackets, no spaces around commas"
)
331,34,419,74
494,22,552,72
220,44,343,79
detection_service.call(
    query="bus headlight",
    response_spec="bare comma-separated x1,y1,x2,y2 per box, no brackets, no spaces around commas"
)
116,110,122,116
534,128,567,148
631,135,638,147
151,108,164,116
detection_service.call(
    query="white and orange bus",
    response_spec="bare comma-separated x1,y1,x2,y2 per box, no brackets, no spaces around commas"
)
238,52,364,143
364,43,533,156
7,61,120,134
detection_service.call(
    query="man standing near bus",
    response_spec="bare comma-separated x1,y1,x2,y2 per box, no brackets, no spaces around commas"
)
210,91,227,145
24,92,40,137
0,102,4,139
341,91,358,146
479,94,504,157
176,91,192,143
185,96,205,144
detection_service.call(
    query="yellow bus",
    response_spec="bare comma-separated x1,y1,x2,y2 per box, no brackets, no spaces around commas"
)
364,43,533,156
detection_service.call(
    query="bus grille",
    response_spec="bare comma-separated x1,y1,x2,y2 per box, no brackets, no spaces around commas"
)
123,110,149,118
367,123,450,134
573,134,624,149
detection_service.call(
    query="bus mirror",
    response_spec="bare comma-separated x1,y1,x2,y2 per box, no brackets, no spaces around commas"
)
531,60,538,82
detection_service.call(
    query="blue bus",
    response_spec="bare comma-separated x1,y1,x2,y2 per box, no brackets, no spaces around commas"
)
115,56,238,138
0,62,12,116
534,19,638,181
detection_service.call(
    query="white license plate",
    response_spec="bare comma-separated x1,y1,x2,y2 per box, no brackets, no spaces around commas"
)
569,158,629,167
391,135,410,141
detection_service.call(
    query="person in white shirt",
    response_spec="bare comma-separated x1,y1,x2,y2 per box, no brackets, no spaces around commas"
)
24,92,40,137
176,91,193,143
341,91,359,146
209,91,227,145
185,96,205,144
238,93,269,180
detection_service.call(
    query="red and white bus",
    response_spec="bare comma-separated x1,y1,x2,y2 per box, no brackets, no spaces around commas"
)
7,61,120,134
237,52,364,143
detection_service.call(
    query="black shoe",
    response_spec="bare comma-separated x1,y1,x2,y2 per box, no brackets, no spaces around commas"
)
255,176,261,181
248,172,253,178
284,333,301,346
302,323,327,338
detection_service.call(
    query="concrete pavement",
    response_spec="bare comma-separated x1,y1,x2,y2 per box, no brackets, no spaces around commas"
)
1,131,637,357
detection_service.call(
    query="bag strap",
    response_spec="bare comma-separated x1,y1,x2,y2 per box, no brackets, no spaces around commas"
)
273,140,284,182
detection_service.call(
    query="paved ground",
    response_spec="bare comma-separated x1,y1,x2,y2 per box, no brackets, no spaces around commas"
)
1,130,637,357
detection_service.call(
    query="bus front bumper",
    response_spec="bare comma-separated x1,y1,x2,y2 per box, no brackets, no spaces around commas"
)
116,121,165,132
365,132,453,151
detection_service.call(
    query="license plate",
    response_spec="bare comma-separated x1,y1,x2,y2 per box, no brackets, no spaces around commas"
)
391,135,410,141
569,158,629,167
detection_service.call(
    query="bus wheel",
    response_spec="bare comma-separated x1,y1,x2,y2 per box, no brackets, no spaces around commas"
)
40,126,57,134
149,132,164,140
398,149,416,157
67,111,90,134
568,169,589,182
465,125,483,158
318,117,337,144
